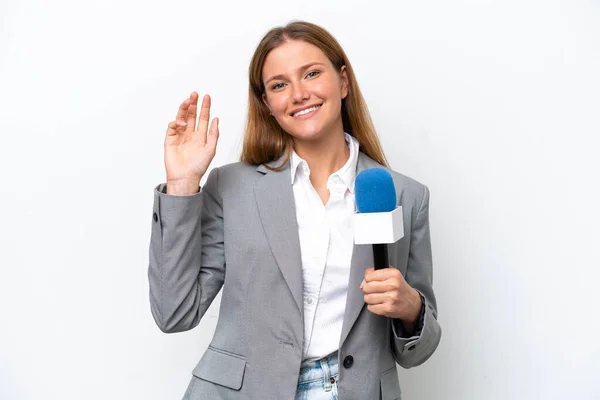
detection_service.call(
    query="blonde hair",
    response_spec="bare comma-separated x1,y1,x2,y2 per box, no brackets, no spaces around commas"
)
241,21,389,170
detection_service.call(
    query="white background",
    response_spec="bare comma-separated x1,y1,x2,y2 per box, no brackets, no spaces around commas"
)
1,0,599,399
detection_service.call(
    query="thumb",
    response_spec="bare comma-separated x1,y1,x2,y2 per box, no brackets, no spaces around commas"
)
207,117,219,148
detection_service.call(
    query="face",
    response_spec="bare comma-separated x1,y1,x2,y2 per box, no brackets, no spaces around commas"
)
261,40,349,143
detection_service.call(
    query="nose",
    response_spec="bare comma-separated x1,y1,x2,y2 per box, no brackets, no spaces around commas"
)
291,82,309,103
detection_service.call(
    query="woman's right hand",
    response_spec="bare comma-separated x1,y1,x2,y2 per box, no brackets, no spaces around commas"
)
164,92,220,195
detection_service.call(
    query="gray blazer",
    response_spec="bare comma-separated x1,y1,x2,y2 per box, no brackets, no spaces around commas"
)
148,152,441,400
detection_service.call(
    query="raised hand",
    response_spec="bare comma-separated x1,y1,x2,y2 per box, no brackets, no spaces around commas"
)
164,92,220,195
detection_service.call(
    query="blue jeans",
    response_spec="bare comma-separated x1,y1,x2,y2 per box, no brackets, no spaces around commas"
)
295,352,339,400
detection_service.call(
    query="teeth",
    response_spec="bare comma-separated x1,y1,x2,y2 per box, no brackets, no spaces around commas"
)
293,105,320,117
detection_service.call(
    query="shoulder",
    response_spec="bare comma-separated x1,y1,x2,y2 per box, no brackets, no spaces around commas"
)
389,169,428,201
205,161,263,193
214,161,258,178
389,169,429,213
358,152,429,211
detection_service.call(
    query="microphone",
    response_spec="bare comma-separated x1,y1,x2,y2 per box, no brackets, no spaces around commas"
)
353,168,404,270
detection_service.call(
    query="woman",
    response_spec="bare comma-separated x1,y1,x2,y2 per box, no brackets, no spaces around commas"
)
149,21,441,400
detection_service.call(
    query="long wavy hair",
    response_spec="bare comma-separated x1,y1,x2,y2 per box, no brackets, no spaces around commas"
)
241,21,389,170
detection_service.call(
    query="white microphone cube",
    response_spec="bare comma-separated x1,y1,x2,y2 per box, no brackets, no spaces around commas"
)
352,206,404,244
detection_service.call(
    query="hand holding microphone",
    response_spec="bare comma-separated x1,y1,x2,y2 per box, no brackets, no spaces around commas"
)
354,168,422,324
360,267,421,323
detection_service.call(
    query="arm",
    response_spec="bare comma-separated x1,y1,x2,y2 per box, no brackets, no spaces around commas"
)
148,167,225,333
391,184,442,368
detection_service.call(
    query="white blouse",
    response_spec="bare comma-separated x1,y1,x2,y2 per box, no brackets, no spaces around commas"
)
290,133,359,361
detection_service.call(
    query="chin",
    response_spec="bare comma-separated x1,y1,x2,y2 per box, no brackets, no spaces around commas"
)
283,117,334,142
286,126,326,142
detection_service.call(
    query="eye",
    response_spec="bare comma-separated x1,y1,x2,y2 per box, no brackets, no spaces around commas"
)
271,82,285,90
306,70,320,79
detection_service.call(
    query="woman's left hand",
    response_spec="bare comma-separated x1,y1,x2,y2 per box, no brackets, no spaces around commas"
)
360,267,422,324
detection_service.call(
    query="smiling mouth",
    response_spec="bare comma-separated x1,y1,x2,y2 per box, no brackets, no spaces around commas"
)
292,105,322,118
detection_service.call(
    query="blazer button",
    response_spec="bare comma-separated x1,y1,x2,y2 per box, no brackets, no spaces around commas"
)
343,355,354,369
153,212,158,222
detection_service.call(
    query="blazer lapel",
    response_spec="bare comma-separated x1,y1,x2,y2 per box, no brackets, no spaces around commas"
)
339,153,382,347
254,157,304,318
254,151,384,346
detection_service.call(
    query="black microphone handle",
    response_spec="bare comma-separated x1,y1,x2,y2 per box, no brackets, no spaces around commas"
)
372,243,389,270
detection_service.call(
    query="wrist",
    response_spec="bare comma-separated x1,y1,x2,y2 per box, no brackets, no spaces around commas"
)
408,288,423,324
166,177,201,195
400,289,422,329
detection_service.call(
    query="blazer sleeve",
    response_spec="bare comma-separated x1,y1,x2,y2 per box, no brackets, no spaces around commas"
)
390,184,442,368
148,167,225,333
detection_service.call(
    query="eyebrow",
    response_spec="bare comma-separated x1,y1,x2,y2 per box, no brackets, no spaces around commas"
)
264,62,326,85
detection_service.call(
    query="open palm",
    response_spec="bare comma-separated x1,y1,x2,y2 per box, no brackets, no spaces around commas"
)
164,92,219,186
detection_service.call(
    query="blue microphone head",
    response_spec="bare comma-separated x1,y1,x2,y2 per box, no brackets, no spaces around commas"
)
355,168,397,213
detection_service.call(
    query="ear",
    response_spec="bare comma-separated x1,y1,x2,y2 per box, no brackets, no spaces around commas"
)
340,65,349,100
262,92,272,114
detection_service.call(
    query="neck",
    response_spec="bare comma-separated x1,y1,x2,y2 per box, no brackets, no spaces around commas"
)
292,128,350,187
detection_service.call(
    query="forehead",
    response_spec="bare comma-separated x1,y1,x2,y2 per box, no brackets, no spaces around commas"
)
262,40,331,80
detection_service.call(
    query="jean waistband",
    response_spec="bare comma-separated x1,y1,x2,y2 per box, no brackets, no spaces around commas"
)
300,351,339,369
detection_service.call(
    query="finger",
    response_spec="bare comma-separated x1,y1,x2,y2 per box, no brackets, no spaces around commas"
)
206,117,219,150
185,92,199,131
174,98,191,126
166,120,187,136
167,97,191,136
196,94,211,135
365,266,401,283
362,280,397,294
364,292,389,305
367,304,392,316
